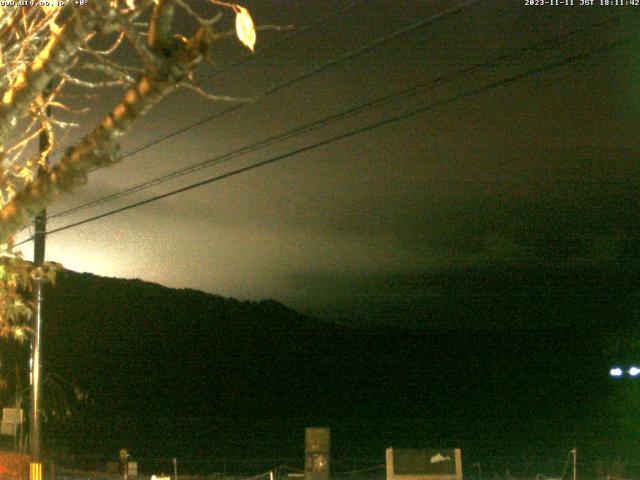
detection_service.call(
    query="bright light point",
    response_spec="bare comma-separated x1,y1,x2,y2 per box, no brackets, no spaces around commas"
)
610,367,624,377
629,367,640,377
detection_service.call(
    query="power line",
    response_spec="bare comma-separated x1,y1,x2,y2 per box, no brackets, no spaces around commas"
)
45,0,368,161
43,11,628,222
54,0,486,168
11,33,633,250
30,0,486,232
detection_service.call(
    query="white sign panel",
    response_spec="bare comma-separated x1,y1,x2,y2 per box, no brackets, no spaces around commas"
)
386,448,462,480
2,408,23,425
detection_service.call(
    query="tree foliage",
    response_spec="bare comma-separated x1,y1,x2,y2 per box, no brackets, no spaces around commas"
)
0,1,257,337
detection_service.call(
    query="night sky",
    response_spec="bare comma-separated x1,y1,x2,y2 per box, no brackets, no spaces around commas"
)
14,1,640,329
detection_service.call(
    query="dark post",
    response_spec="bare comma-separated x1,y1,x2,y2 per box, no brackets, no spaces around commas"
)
119,449,129,480
30,94,51,461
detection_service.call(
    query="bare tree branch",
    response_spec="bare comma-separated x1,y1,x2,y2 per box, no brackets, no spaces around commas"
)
78,31,125,56
74,61,140,84
148,0,176,49
0,0,260,333
177,82,251,103
0,23,224,242
0,5,108,146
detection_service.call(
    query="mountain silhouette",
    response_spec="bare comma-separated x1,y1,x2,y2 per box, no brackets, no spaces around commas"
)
23,268,638,474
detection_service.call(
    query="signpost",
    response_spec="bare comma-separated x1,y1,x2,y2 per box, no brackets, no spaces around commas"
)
1,408,23,451
305,427,330,480
386,448,462,480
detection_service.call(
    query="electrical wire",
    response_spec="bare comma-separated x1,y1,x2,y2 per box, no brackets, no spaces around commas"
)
43,11,627,223
4,0,489,236
13,0,490,236
45,0,368,160
10,32,633,250
50,0,486,167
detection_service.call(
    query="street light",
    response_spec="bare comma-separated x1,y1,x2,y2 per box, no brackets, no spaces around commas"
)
610,367,624,377
609,366,640,378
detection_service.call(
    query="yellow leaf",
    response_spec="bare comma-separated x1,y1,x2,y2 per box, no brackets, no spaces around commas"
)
234,6,256,52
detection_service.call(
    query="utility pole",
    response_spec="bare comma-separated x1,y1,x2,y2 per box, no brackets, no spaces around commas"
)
30,94,51,461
